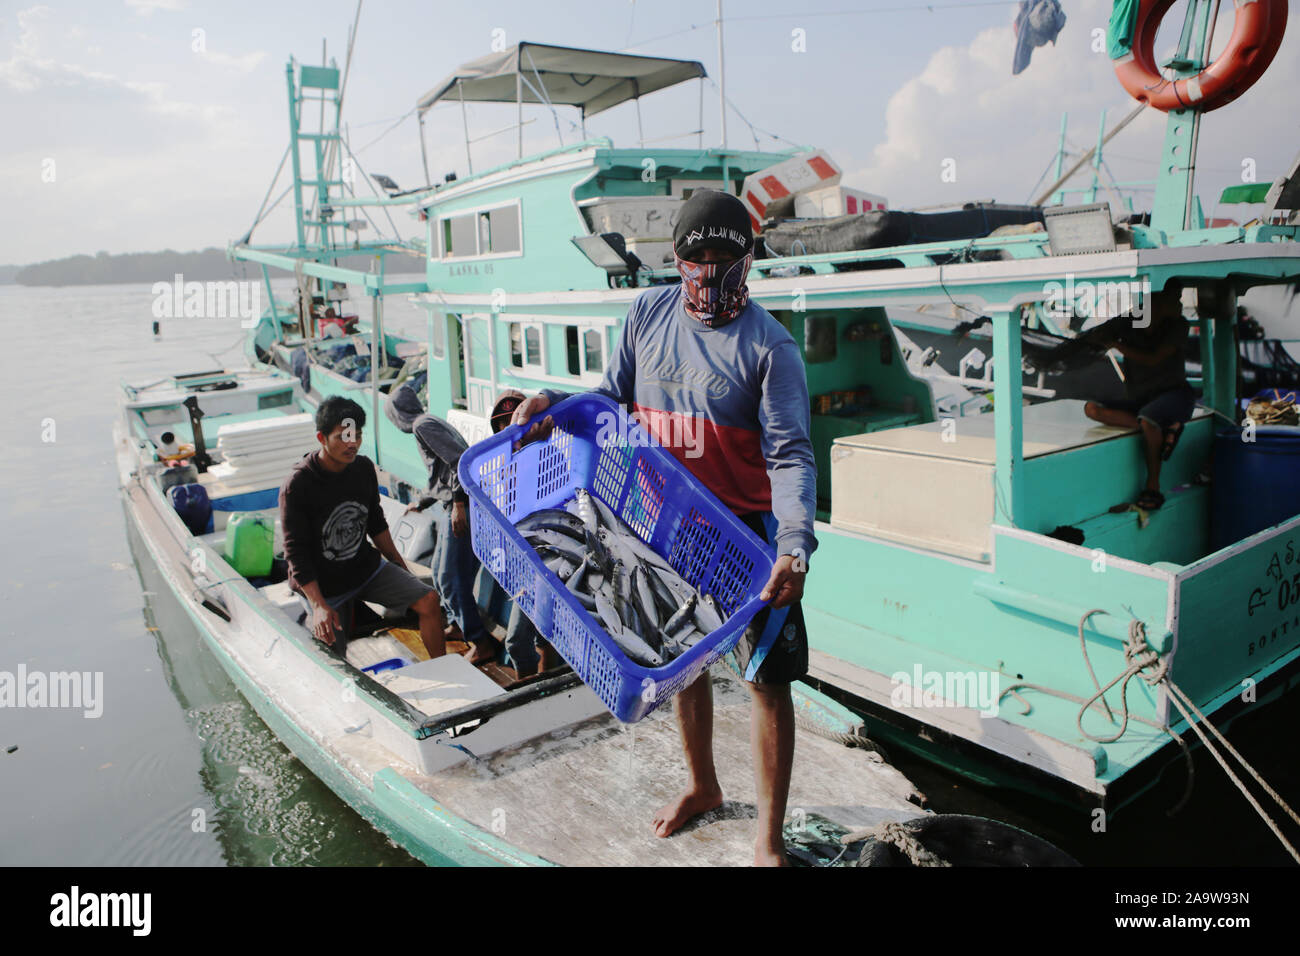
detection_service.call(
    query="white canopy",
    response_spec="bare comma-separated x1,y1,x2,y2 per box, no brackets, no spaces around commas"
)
416,42,706,118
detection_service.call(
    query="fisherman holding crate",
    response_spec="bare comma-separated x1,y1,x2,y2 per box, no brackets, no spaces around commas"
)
511,189,817,866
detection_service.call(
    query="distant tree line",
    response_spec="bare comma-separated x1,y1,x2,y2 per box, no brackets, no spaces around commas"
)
7,248,424,286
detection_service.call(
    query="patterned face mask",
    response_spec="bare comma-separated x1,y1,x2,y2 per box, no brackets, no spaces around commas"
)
675,251,753,327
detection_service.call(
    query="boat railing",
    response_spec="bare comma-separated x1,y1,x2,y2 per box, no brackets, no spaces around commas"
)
639,231,1054,284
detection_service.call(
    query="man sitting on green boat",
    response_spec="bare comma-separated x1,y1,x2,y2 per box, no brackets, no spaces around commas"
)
404,408,502,667
1084,283,1196,511
280,396,447,659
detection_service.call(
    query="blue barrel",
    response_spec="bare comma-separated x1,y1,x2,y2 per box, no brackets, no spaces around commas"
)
168,482,213,536
1211,428,1300,551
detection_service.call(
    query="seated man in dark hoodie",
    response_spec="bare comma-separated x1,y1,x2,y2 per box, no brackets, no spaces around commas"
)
1083,282,1196,511
280,395,447,659
384,375,501,666
404,412,504,666
483,391,560,678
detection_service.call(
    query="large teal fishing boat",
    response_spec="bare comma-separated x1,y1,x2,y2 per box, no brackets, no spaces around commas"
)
115,40,929,867
119,1,1300,863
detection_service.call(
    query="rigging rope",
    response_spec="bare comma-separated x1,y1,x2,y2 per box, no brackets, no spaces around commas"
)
1000,608,1300,859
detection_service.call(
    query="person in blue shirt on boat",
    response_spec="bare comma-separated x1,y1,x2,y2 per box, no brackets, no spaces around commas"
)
510,189,817,866
280,395,447,660
1083,282,1195,511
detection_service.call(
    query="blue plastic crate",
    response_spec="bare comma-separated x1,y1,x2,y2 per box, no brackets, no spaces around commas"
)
458,393,774,722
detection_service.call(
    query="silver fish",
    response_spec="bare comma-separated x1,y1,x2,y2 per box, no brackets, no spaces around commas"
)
515,490,738,669
609,625,664,668
632,565,661,632
523,528,587,559
543,554,579,580
566,554,591,593
644,566,679,621
676,626,705,649
662,593,698,636
694,593,725,634
568,589,597,612
573,488,600,535
592,590,624,636
517,509,586,540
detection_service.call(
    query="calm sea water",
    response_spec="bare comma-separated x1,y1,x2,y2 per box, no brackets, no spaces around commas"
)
1,281,1295,866
0,281,425,866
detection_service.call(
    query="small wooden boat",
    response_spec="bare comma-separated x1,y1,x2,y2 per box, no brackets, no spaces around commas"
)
115,369,927,865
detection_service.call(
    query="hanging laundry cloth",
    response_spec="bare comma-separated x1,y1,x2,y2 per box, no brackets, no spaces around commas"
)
1012,0,1068,75
1106,0,1140,59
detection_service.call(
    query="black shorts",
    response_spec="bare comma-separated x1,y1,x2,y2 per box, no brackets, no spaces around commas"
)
728,512,809,686
296,560,435,654
1105,384,1197,430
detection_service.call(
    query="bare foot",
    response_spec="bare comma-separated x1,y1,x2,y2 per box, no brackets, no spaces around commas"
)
753,843,790,867
652,787,723,838
464,637,500,666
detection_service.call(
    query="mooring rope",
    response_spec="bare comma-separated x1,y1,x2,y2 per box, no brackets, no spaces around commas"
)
1002,609,1299,862
858,820,951,867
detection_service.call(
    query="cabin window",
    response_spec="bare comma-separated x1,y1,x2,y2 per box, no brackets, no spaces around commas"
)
438,201,522,259
508,321,544,370
804,314,838,364
484,205,521,254
584,329,604,374
442,214,477,258
525,326,542,366
564,325,606,378
566,327,580,375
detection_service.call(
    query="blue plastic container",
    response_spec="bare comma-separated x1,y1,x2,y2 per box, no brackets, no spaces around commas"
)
1211,427,1300,551
458,393,774,723
168,482,213,536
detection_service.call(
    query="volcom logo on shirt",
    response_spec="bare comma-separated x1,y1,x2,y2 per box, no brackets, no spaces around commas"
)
638,341,732,398
320,501,368,561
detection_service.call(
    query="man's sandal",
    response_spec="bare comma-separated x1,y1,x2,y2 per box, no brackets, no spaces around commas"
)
1136,489,1165,511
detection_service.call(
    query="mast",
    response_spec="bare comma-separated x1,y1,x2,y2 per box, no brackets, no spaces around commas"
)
716,0,727,149
1150,0,1217,232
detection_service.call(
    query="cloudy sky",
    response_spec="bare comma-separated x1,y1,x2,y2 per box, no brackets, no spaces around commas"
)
3,0,1297,265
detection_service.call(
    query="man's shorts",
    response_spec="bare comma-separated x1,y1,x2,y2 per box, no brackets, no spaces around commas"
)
297,559,435,653
729,512,809,686
1105,384,1197,431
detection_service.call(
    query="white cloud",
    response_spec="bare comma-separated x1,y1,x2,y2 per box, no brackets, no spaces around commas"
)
124,0,187,16
1,6,243,124
845,0,1300,219
0,5,53,91
199,49,268,73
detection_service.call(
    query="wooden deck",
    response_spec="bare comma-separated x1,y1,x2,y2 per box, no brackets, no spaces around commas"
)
409,669,927,866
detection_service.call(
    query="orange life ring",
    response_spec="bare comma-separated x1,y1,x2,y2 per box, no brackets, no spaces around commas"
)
1113,0,1287,113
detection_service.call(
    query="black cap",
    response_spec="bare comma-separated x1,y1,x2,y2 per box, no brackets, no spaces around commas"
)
673,189,753,260
490,390,525,434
